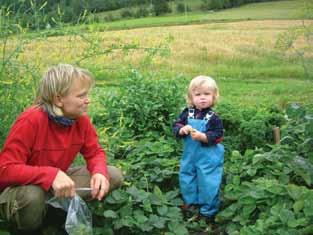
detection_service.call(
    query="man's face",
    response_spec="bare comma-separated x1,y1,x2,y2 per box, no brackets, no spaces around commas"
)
58,79,90,119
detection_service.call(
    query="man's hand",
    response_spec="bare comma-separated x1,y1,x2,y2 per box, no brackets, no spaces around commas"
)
52,170,75,198
90,173,110,201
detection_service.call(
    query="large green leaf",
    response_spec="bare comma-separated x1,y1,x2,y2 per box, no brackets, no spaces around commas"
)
286,103,306,120
168,221,188,235
103,210,118,219
304,115,313,136
303,193,313,217
279,208,294,225
287,218,308,228
148,214,166,229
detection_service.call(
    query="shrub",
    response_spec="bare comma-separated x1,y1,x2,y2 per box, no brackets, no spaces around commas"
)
134,6,149,18
176,3,191,13
121,9,133,18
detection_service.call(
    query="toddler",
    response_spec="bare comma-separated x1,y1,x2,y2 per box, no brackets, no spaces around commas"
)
173,75,224,221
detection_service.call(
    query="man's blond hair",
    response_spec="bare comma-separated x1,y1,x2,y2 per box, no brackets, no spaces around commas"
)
35,64,94,116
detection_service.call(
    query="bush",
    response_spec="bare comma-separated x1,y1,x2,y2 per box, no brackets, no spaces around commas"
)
121,9,133,18
218,105,313,234
89,72,192,235
216,102,285,154
104,13,118,22
93,70,184,138
152,0,172,16
134,6,149,18
176,3,191,13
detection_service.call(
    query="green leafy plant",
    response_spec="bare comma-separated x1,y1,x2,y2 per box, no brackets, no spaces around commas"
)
217,104,313,234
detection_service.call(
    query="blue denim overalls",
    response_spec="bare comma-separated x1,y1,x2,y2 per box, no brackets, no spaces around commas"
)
179,108,224,217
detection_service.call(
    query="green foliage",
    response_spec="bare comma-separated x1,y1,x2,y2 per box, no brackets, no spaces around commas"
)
92,70,185,159
216,102,285,153
176,3,191,13
0,7,38,146
275,2,313,79
152,0,172,16
134,6,150,18
88,72,313,234
121,9,134,18
219,178,313,234
1,0,93,29
217,104,313,234
201,0,280,10
90,186,190,235
281,104,313,162
88,1,308,33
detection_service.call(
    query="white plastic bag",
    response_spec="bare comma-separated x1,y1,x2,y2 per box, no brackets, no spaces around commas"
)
47,195,93,235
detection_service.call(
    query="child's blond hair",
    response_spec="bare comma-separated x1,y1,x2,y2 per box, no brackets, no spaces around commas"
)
187,75,220,107
35,64,94,116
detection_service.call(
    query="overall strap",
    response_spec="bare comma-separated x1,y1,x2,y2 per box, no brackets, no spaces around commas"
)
188,108,195,119
204,110,214,121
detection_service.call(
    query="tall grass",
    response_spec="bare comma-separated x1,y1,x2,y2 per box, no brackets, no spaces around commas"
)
0,6,39,146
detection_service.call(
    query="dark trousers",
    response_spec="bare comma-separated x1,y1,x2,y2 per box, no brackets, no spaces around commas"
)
0,166,123,232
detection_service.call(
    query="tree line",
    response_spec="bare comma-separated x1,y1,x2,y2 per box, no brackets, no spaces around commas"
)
201,0,281,10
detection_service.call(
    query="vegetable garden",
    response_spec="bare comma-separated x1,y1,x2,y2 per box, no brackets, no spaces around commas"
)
85,74,313,235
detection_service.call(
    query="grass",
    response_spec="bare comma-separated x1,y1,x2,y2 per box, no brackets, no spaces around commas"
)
26,0,309,38
9,19,312,110
2,1,313,113
219,78,313,108
84,0,308,31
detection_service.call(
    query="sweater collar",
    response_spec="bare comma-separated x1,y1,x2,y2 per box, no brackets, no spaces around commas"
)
192,106,212,113
47,112,75,127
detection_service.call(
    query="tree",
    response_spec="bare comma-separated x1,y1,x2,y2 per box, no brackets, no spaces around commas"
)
152,0,171,16
210,0,224,9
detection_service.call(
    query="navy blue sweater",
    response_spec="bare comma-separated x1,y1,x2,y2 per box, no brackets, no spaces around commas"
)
172,107,224,146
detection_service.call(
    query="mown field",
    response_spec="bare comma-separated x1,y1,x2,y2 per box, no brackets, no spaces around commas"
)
93,0,308,29
12,20,313,107
1,0,313,234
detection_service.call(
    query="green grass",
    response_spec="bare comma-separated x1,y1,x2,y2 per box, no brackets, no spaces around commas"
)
28,0,309,38
5,1,313,110
219,78,313,109
201,0,307,20
86,0,307,31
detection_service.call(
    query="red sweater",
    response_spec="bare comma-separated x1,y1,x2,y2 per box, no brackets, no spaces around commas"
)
0,107,108,191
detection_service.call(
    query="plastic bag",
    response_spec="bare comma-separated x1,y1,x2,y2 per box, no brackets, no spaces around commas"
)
46,195,93,235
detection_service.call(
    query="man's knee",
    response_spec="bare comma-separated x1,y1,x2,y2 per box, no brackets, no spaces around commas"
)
14,185,46,230
108,166,124,191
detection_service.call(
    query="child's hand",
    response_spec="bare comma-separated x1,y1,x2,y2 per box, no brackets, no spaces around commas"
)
190,129,208,143
179,125,193,135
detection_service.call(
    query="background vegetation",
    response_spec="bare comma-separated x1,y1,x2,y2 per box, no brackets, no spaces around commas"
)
0,0,313,234
0,0,299,30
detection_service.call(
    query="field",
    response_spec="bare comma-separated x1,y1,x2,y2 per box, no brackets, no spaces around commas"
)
93,0,307,29
1,0,313,234
13,20,313,107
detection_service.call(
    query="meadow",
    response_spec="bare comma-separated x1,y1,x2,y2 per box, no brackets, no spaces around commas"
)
93,0,307,29
11,19,313,107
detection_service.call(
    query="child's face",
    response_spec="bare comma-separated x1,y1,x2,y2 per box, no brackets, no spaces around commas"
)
56,79,90,119
191,86,215,110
